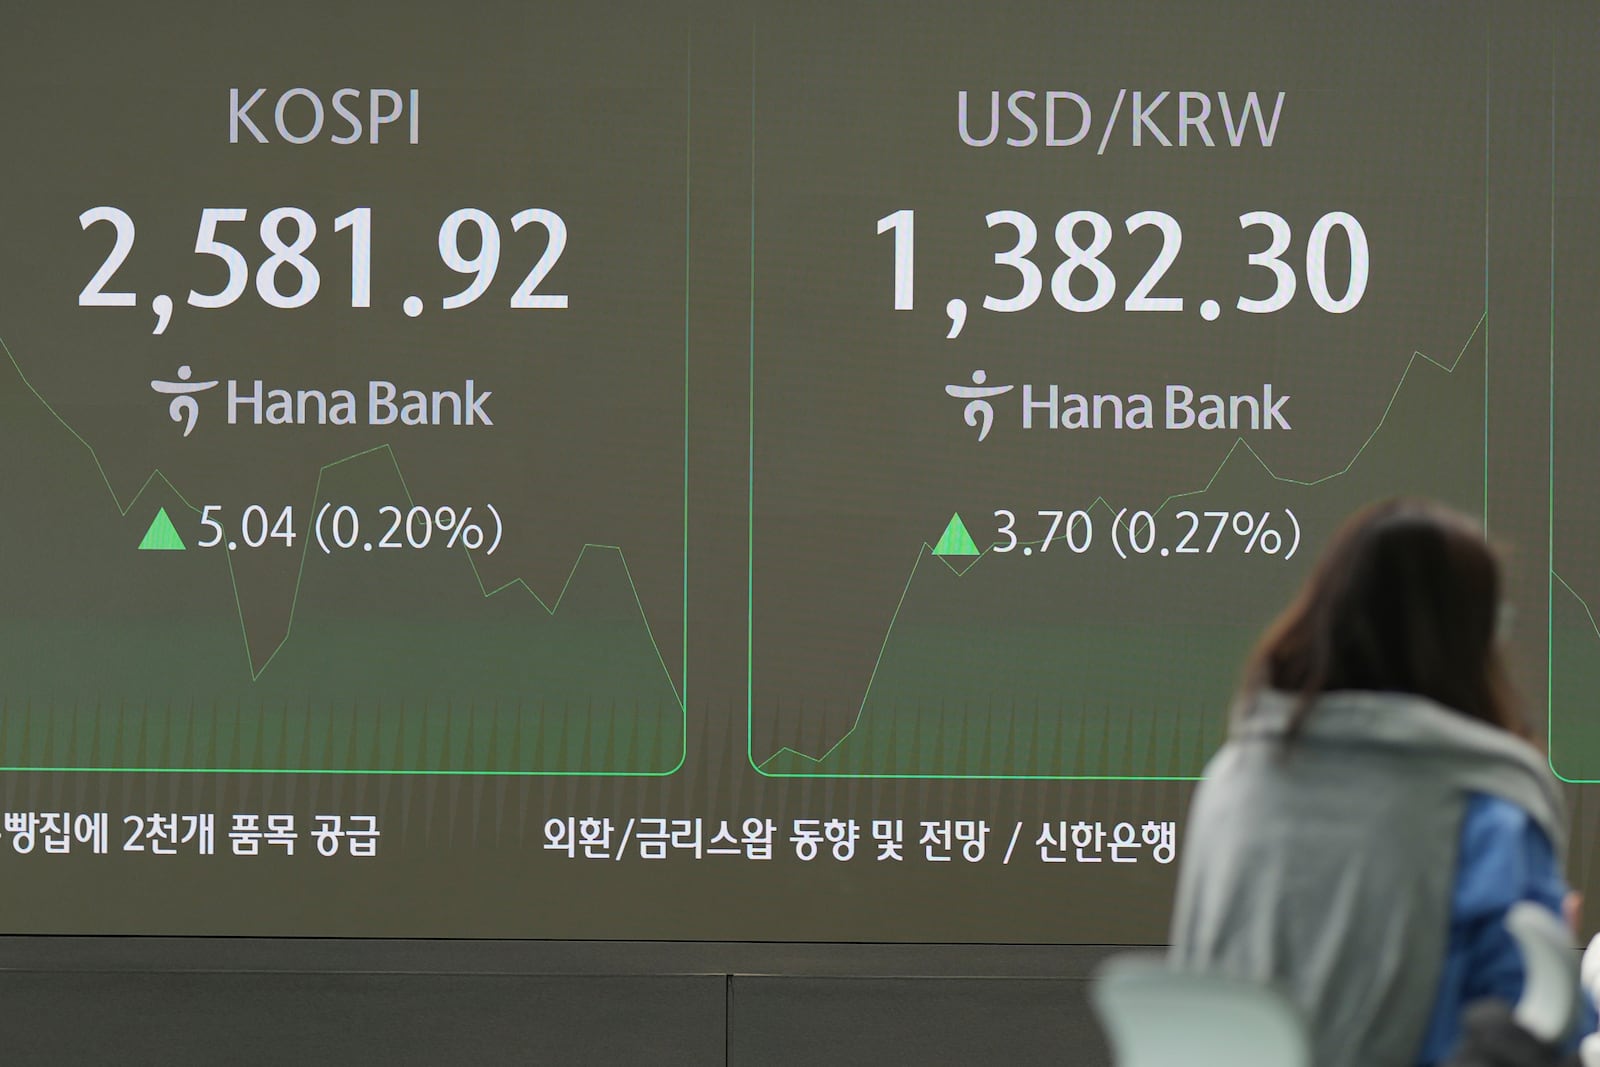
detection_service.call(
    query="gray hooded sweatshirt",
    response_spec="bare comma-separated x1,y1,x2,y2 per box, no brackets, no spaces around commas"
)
1168,690,1565,1067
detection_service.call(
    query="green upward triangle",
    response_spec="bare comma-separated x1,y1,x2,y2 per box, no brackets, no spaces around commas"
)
138,507,186,551
931,512,979,556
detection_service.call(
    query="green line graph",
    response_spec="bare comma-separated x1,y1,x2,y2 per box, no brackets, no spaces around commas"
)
1546,65,1600,784
0,332,687,775
751,317,1488,779
9,336,682,695
744,4,1491,781
1549,572,1600,783
1552,573,1598,634
0,11,696,778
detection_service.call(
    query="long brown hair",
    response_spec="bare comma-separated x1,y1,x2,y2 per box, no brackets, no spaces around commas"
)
1243,498,1525,739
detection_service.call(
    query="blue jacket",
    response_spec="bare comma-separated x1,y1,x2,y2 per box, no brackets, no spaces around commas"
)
1418,792,1597,1064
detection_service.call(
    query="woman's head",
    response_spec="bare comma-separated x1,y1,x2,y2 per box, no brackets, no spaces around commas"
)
1246,498,1524,735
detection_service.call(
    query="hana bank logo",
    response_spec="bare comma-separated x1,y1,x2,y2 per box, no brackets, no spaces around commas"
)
150,365,219,437
945,370,1013,442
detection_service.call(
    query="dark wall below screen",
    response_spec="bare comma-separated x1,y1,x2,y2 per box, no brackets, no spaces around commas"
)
0,974,1111,1065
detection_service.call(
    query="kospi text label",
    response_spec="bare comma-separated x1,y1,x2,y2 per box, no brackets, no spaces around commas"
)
229,88,420,144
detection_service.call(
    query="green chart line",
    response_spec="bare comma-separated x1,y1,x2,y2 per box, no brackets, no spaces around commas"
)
1552,572,1600,639
1548,571,1600,784
0,336,684,713
754,313,1487,775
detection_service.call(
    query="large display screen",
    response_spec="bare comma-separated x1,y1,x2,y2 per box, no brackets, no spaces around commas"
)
0,0,1588,941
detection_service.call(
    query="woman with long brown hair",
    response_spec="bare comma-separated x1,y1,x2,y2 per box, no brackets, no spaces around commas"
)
1169,499,1591,1066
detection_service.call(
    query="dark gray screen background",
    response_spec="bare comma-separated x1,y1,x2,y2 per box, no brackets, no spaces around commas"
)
0,0,1592,948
